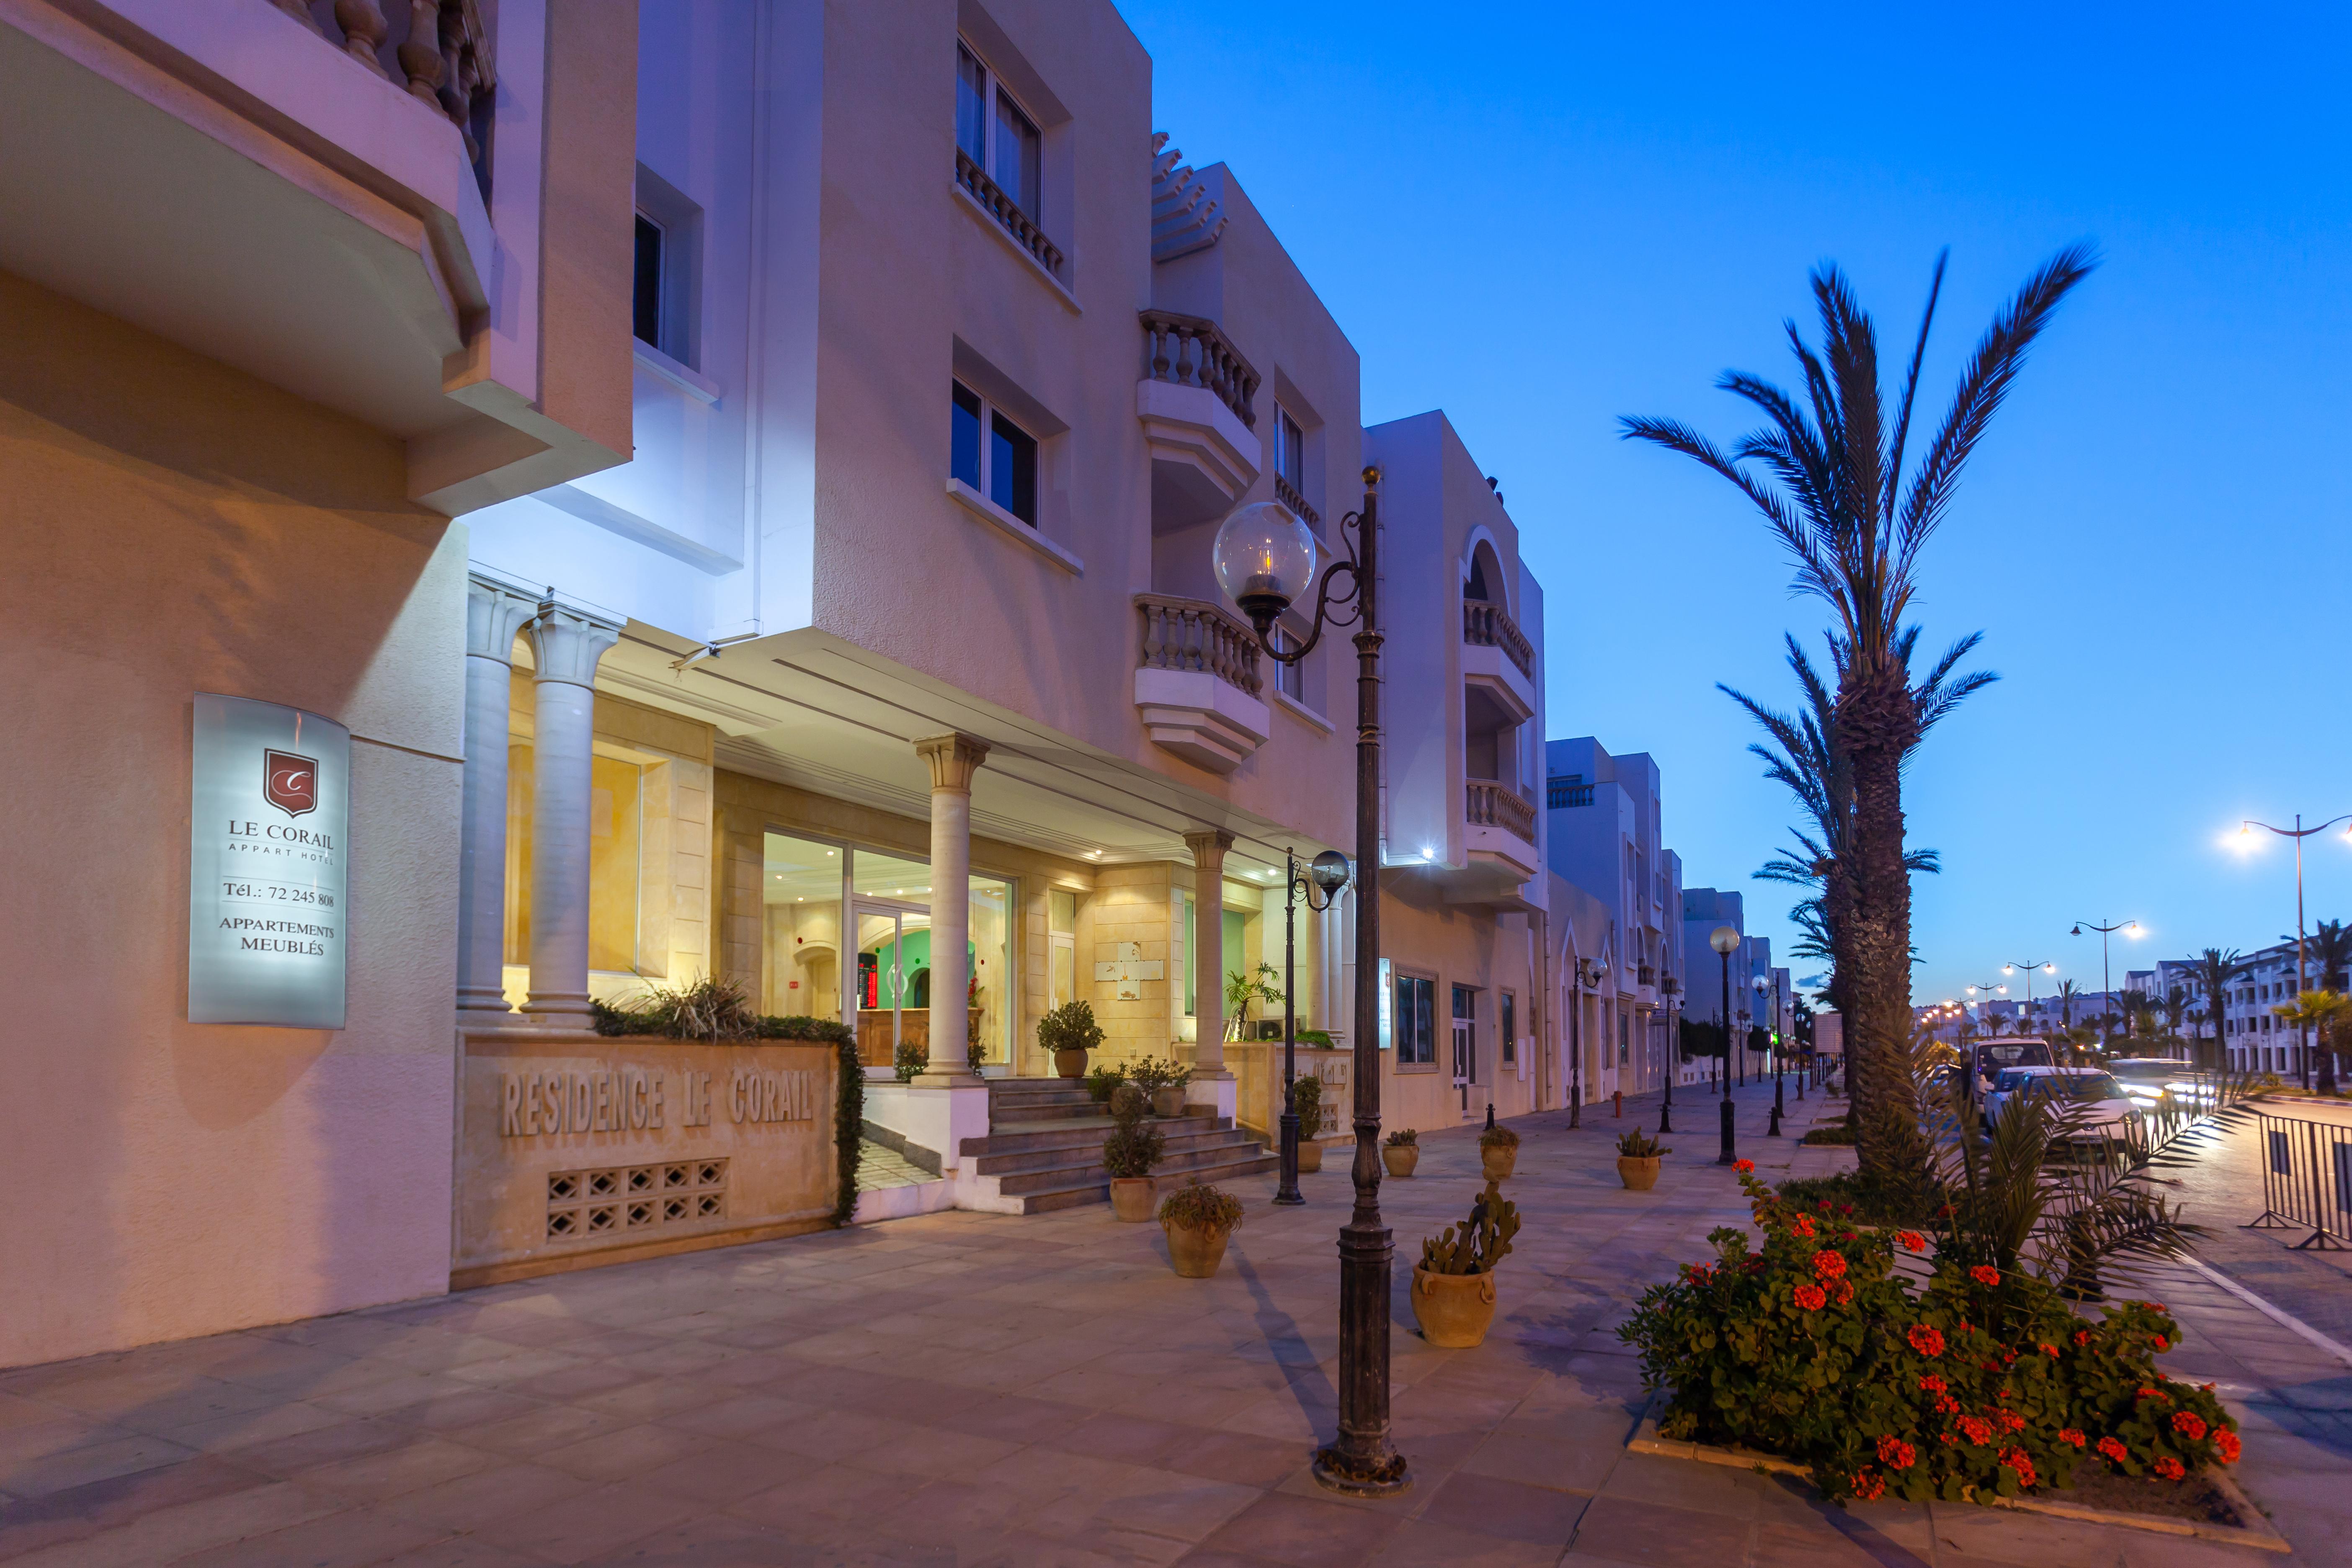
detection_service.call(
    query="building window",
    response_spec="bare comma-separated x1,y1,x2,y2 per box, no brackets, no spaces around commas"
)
1274,407,1304,492
632,216,663,349
1269,626,1303,701
950,381,1039,526
1502,992,1516,1065
956,41,1041,222
1395,973,1436,1065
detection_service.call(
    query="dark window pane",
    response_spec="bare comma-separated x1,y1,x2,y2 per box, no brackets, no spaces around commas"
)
955,46,987,165
951,383,982,490
633,215,663,348
994,91,1039,217
990,410,1036,523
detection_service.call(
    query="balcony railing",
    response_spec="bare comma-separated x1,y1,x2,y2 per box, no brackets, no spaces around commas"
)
1272,473,1320,530
1137,594,1263,697
956,149,1065,277
1140,310,1260,430
1462,600,1533,678
277,0,496,168
1638,965,1657,987
1546,777,1593,809
1465,779,1538,843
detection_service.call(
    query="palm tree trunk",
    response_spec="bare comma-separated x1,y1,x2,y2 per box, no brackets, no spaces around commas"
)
1838,665,1926,1181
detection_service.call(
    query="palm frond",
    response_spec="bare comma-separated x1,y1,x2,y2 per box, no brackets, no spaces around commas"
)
1881,249,1948,524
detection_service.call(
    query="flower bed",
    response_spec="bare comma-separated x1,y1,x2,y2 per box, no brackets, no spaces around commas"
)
1619,1165,2241,1505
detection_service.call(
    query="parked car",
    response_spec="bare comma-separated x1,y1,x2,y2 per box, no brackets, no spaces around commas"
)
1951,1039,2054,1104
1981,1066,2143,1149
2106,1057,2192,1105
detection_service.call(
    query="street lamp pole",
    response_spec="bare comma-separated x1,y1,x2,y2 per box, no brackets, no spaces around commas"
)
2069,919,2138,1058
1659,975,1676,1133
2003,959,2055,1034
1215,472,1408,1497
1758,973,1782,1135
1280,846,1351,1207
2239,815,2352,1091
1709,925,1739,1164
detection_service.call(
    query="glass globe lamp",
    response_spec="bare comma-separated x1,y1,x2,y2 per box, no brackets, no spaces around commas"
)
1212,500,1316,632
1309,849,1351,896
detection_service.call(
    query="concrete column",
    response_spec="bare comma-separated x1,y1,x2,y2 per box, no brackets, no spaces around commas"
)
457,575,540,1021
521,602,622,1027
1186,829,1237,1114
915,732,990,1083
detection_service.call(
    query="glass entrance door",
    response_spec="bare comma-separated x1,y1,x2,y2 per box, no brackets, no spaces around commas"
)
1452,985,1477,1115
854,899,931,1069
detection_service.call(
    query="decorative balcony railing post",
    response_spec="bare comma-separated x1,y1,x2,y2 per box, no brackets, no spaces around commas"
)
1461,601,1534,678
1465,779,1538,844
1136,595,1264,698
333,0,389,75
1138,310,1260,430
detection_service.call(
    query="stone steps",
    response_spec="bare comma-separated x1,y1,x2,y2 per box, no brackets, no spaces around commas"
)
962,1079,1276,1214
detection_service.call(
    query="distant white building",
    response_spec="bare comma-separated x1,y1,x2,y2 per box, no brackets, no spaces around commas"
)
2155,944,2316,1075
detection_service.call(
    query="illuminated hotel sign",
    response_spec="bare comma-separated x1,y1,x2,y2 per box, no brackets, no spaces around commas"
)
188,694,350,1028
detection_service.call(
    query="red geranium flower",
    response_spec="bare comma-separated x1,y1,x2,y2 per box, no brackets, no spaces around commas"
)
2153,1457,2186,1482
2151,1334,2169,1351
2136,1387,2170,1403
1896,1231,1926,1252
2040,1344,2060,1358
1813,1250,1848,1282
1876,1434,1917,1469
1792,1215,1816,1238
1934,1395,1961,1415
1834,1280,1854,1307
1793,1283,1828,1311
1970,1265,2001,1287
2215,1429,2241,1464
1734,1158,1754,1173
2097,1436,2129,1464
1908,1325,1945,1357
2001,1448,2037,1488
2058,1428,2087,1448
1849,1468,1886,1501
2172,1411,2208,1440
1955,1415,1993,1446
2073,1330,2093,1347
1918,1375,1947,1393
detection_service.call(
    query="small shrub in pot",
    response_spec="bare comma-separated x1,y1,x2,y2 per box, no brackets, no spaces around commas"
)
1159,1179,1244,1277
1478,1122,1521,1180
1615,1127,1669,1191
1292,1076,1327,1171
1038,1000,1104,1080
1083,1062,1126,1104
1129,1055,1194,1118
1102,1084,1164,1222
1382,1127,1419,1178
1413,1179,1520,1346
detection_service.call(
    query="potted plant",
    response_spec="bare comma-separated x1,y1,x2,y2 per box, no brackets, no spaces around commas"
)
1224,962,1284,1040
1382,1128,1419,1178
1159,1179,1244,1277
1292,1075,1326,1171
892,1041,924,1083
1038,1000,1103,1080
1413,1180,1520,1347
1102,1084,1164,1222
1129,1055,1192,1119
1083,1061,1125,1104
1615,1127,1669,1191
1479,1122,1521,1181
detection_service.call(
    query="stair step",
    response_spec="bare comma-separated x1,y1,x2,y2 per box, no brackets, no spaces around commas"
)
988,1137,1272,1195
1004,1150,1283,1213
968,1125,1255,1176
963,1114,1226,1158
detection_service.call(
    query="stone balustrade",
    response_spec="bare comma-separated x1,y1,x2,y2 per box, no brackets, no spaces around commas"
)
1140,310,1260,430
1465,778,1538,844
956,149,1065,277
1273,473,1320,531
275,0,496,163
1136,594,1264,697
1462,600,1534,677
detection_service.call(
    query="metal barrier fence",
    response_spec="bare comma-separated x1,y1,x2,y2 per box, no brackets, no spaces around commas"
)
2245,1109,2352,1251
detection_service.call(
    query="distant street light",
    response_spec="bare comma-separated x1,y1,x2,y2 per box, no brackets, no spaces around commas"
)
2068,919,2142,1056
2003,959,2056,1030
1709,925,1740,1165
2232,814,2352,1089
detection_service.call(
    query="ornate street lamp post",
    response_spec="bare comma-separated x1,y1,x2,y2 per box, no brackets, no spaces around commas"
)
1213,470,1408,1498
1709,925,1739,1164
2233,815,2352,1090
1278,846,1353,1205
1756,973,1782,1136
2003,959,2056,1034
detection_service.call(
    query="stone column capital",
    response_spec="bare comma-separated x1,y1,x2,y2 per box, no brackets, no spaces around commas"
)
466,575,541,664
1184,828,1236,873
525,603,622,688
914,732,991,794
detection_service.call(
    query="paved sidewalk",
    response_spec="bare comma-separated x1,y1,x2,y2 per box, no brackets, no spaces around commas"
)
0,1081,2338,1565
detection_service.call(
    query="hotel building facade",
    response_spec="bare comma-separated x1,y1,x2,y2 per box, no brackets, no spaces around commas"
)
5,0,1562,1367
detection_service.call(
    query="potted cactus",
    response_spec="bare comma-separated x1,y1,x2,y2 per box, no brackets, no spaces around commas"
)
1478,1122,1520,1181
1159,1179,1244,1277
1614,1127,1669,1191
1129,1055,1192,1119
1292,1075,1326,1171
1102,1084,1164,1222
1413,1180,1520,1347
1038,1000,1103,1080
1382,1128,1419,1178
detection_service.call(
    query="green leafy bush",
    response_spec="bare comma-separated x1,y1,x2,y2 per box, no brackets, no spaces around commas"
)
892,1042,924,1083
1619,1167,2240,1502
1127,1055,1192,1096
1801,1122,1857,1145
1038,1000,1104,1056
1292,1075,1325,1140
1160,1179,1243,1231
1479,1124,1520,1150
1083,1062,1126,1103
1102,1083,1164,1179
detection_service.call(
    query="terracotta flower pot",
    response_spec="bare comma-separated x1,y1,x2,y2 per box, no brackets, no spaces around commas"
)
1053,1049,1087,1080
1163,1220,1231,1278
1617,1155,1661,1191
1152,1087,1188,1119
1411,1264,1497,1348
1382,1145,1419,1178
1110,1176,1156,1222
1480,1145,1517,1181
1296,1140,1323,1173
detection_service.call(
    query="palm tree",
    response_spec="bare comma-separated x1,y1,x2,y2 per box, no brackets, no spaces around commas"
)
2305,919,2351,1092
2187,949,2249,1072
2053,979,2083,1030
2160,985,2194,1060
1628,247,2096,1181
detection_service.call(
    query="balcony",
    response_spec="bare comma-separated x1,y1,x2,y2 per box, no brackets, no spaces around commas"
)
1638,965,1657,987
1138,310,1262,531
955,147,1065,278
0,0,629,513
1273,473,1320,531
1462,601,1537,724
1452,777,1540,907
1133,594,1270,774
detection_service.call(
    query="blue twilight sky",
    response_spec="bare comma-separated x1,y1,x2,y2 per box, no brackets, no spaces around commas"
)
1124,0,2352,1007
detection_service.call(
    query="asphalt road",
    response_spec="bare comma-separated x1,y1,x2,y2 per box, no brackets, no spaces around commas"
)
2155,1095,2352,1344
